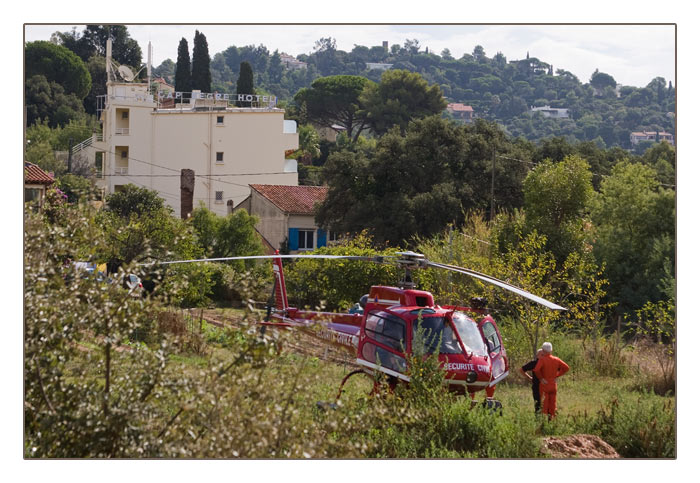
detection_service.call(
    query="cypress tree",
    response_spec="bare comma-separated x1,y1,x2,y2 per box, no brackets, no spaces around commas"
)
191,30,211,93
236,61,254,106
174,38,191,95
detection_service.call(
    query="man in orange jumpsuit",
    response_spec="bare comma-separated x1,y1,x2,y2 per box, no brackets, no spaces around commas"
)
533,342,569,419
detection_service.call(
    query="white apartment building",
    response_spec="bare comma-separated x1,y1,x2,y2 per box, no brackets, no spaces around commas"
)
74,80,299,218
529,105,570,119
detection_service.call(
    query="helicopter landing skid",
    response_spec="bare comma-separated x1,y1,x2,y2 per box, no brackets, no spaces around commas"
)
335,369,369,402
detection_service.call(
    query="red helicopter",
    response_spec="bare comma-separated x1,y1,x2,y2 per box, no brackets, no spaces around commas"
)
150,250,566,404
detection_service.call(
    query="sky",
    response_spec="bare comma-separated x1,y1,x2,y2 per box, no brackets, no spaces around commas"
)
24,23,675,88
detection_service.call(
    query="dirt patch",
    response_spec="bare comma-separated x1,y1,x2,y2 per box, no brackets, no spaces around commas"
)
541,434,619,459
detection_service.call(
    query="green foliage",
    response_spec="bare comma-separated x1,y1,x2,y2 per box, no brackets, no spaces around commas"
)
105,184,168,219
571,396,675,457
55,25,142,68
641,141,676,187
294,75,373,142
175,38,192,93
589,162,675,314
203,38,673,148
190,203,263,259
317,117,529,246
187,203,267,305
191,30,211,93
25,41,91,99
96,185,200,274
523,155,594,264
368,346,540,458
284,232,400,310
57,173,98,203
417,211,610,359
590,70,617,90
629,300,675,395
294,124,321,163
236,61,255,102
361,69,447,135
25,75,87,128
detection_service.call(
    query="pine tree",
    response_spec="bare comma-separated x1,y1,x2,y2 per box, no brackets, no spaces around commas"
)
191,30,211,93
236,61,254,106
175,38,191,95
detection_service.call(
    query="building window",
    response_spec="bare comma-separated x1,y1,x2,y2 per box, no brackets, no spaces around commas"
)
121,111,129,119
216,152,224,163
216,115,224,125
329,231,340,243
298,229,314,250
215,191,224,203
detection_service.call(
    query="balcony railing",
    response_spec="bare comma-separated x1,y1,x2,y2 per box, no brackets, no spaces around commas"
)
115,128,130,135
115,167,128,175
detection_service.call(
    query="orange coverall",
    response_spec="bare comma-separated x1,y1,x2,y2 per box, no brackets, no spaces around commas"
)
533,354,570,418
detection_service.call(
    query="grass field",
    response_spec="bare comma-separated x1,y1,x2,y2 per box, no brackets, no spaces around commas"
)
38,310,675,459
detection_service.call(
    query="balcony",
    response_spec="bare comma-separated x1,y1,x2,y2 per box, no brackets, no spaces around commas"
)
115,128,130,136
115,167,128,175
282,120,299,151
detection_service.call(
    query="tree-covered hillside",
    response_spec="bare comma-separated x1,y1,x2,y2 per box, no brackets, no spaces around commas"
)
153,37,675,150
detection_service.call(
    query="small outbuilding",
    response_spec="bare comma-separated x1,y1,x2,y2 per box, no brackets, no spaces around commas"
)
24,161,55,209
234,184,334,254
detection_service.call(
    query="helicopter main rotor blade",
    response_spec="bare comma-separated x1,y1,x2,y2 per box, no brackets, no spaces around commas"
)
426,261,567,311
139,254,392,267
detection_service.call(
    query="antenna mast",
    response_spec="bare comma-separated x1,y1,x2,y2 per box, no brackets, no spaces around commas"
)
106,38,113,81
147,42,152,94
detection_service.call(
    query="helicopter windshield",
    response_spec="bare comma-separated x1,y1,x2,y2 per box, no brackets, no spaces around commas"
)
412,316,463,355
451,312,488,356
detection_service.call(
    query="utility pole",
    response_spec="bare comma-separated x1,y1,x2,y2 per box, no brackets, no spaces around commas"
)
180,169,195,219
490,147,496,222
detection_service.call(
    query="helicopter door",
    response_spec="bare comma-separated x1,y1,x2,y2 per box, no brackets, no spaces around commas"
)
360,311,408,379
478,319,508,383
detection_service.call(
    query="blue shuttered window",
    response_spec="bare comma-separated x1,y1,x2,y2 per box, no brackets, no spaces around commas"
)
288,228,299,251
317,229,327,248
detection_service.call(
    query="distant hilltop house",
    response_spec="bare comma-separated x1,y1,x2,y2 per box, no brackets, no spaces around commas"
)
446,103,474,122
630,131,675,146
366,62,393,71
314,123,347,143
529,105,570,119
234,184,335,254
24,161,55,209
280,53,307,70
152,77,175,96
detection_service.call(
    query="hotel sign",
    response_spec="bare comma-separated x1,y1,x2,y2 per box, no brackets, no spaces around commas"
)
157,91,277,106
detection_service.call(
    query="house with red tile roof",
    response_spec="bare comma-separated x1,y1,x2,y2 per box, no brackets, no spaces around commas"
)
234,184,333,253
630,131,675,146
446,103,474,121
24,161,54,208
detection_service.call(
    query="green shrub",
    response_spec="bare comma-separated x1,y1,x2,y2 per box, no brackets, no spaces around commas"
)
569,395,675,458
285,232,401,310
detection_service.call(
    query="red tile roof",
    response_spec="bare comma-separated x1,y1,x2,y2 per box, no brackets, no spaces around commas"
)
24,162,54,185
447,103,474,112
250,184,328,214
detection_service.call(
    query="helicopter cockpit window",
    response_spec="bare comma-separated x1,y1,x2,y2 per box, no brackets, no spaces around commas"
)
365,311,406,352
451,312,488,357
412,316,462,355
